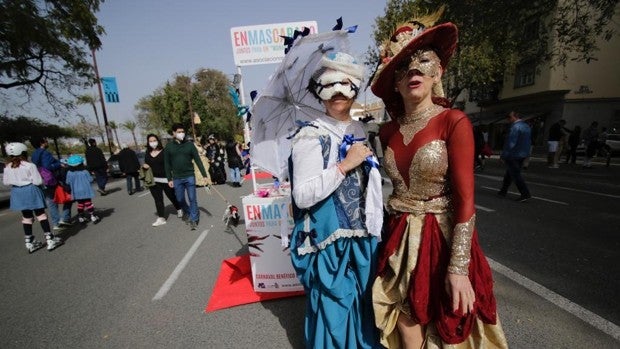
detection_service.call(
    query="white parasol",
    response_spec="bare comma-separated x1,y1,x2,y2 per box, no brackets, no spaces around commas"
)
249,29,356,180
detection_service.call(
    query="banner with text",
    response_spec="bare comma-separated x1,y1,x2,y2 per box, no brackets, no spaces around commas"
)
230,21,318,66
242,194,303,292
101,77,119,103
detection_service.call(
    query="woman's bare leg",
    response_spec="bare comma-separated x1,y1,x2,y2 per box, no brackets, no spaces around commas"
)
397,313,425,349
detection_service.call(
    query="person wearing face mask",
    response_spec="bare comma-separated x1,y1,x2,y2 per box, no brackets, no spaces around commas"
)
164,124,209,230
369,8,508,348
288,51,383,349
143,134,182,227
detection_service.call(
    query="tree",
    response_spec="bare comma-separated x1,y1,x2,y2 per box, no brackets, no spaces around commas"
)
108,120,121,149
121,120,139,149
73,119,101,147
0,0,105,116
369,0,619,103
135,68,241,141
76,94,105,144
0,115,75,156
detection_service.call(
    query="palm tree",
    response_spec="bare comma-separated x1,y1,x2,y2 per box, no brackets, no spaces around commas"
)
76,94,105,145
109,121,121,149
121,120,139,149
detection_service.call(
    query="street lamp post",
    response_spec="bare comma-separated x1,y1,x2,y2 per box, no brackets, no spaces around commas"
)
187,81,197,140
91,48,114,154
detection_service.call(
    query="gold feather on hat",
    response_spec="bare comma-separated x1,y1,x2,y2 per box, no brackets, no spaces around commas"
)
380,5,446,61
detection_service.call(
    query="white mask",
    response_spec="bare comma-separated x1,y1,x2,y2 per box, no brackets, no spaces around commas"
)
175,133,185,141
314,70,360,101
149,142,158,149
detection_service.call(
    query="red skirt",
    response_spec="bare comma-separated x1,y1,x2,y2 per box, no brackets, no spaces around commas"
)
377,213,498,344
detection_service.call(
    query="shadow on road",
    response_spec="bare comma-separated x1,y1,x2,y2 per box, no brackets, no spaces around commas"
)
56,207,115,242
261,296,306,349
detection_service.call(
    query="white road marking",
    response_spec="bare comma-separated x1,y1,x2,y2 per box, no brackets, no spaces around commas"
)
152,229,209,301
476,174,619,199
488,257,620,341
481,186,569,205
138,191,150,198
475,205,495,212
530,181,620,199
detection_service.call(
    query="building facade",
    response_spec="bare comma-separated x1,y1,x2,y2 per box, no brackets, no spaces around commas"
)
461,3,620,150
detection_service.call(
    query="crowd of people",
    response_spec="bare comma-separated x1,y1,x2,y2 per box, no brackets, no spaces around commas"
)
2,124,252,253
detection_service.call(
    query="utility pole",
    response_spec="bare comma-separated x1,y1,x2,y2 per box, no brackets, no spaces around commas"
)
91,48,114,154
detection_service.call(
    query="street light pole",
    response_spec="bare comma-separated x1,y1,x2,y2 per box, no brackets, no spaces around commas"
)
187,80,197,140
91,48,114,154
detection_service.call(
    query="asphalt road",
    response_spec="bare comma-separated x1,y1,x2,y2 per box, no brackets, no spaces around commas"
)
0,157,618,348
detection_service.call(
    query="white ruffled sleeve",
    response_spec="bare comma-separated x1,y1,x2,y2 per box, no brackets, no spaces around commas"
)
291,133,344,209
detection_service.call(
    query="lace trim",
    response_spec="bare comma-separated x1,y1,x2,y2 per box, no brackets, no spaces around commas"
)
447,214,475,275
398,104,445,145
296,228,369,255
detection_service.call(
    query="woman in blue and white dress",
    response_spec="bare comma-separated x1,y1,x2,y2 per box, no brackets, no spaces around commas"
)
289,52,383,349
3,142,63,253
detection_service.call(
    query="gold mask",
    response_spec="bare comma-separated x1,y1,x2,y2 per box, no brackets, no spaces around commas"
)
394,49,441,82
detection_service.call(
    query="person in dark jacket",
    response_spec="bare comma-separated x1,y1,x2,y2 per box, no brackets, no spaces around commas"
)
565,125,581,164
225,139,243,187
498,111,532,202
164,123,209,230
118,147,143,195
205,134,226,184
84,138,108,195
31,137,73,230
143,134,182,226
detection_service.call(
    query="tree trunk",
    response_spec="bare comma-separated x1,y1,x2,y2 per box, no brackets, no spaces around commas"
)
113,130,121,150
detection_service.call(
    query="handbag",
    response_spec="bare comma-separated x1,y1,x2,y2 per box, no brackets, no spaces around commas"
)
53,183,72,204
38,166,58,187
32,152,58,187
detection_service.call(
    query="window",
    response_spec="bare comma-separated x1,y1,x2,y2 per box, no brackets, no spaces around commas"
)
514,61,536,88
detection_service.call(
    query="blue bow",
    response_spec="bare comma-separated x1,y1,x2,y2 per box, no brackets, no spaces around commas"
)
295,229,317,249
338,134,380,174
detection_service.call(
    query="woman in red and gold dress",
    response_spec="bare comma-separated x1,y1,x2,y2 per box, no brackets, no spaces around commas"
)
369,8,508,349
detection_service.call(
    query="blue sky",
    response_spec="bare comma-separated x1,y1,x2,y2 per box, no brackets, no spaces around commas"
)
90,0,387,141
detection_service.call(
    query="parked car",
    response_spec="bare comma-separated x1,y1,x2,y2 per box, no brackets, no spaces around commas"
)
0,161,10,202
575,133,620,157
604,133,620,155
107,154,122,177
107,151,145,178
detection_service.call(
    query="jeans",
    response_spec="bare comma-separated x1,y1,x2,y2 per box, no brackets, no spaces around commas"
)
500,157,530,197
93,168,108,190
229,167,241,183
173,177,199,222
43,186,73,226
125,172,142,193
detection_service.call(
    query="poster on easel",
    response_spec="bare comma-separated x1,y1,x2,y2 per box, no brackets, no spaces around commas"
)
242,194,303,293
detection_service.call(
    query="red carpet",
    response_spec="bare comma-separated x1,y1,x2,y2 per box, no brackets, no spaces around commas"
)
205,254,305,313
243,171,274,180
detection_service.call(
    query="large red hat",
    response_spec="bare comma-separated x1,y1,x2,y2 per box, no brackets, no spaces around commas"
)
370,8,458,114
